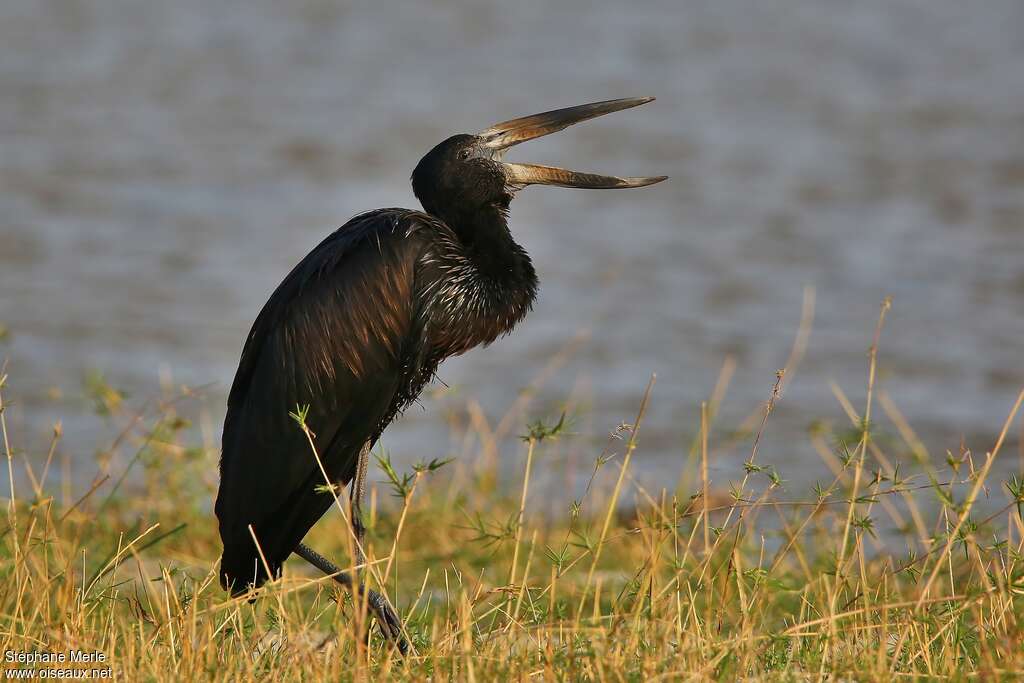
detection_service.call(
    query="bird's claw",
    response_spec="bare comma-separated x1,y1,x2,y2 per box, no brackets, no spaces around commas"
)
364,587,409,655
293,543,409,655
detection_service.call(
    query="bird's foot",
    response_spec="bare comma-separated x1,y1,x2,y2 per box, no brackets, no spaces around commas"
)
358,585,407,654
294,542,408,655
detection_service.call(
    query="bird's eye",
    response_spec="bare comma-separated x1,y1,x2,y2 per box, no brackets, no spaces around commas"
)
457,149,471,160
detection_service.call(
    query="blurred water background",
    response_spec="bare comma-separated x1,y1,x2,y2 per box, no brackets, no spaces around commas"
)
2,0,1023,503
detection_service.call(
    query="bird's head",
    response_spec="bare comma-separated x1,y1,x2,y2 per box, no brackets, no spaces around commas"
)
411,97,666,223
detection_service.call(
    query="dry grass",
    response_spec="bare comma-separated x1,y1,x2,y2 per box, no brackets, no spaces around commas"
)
2,300,1024,680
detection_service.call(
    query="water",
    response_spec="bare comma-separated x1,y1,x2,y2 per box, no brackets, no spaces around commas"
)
2,0,1023,501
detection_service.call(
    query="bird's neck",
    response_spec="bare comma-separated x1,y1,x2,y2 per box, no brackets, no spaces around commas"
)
440,201,536,294
426,201,538,348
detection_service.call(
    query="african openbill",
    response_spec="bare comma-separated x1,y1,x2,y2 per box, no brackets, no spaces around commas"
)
215,97,665,649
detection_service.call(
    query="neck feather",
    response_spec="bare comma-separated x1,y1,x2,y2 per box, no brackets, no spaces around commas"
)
438,200,532,286
423,200,538,352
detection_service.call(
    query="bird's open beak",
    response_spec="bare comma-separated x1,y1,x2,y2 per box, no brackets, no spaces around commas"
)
478,97,667,190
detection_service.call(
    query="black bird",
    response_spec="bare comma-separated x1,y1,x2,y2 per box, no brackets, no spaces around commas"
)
214,97,665,646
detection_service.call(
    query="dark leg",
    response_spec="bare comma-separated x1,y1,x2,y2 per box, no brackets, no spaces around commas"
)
350,441,371,568
294,542,408,655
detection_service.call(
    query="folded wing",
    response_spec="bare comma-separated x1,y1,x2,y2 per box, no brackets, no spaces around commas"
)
215,209,431,592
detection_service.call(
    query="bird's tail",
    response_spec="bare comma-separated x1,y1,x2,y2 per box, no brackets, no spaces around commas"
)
217,480,338,595
219,539,281,596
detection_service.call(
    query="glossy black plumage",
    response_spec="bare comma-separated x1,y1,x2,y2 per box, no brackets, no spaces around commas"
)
215,97,664,597
216,208,536,590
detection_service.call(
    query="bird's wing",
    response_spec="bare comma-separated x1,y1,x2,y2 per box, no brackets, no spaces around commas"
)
215,208,435,590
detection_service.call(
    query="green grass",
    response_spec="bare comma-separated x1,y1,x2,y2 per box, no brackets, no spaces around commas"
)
2,301,1024,680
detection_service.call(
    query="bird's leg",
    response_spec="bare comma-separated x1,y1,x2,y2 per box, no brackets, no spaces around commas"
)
349,441,371,570
294,542,409,654
349,444,372,649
